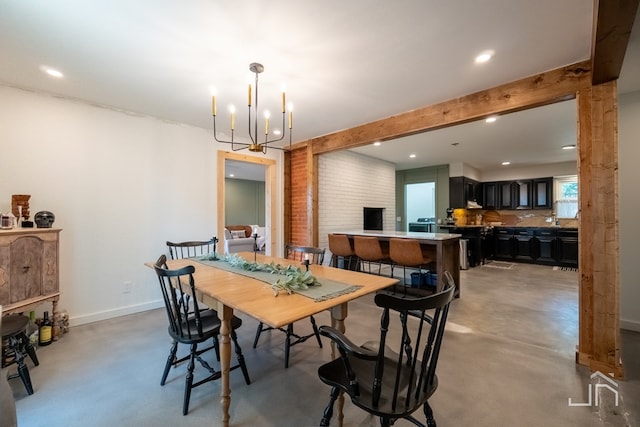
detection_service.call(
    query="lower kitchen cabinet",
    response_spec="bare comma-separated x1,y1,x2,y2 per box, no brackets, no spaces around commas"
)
513,228,535,261
490,227,578,268
556,229,579,267
533,228,557,263
493,228,515,260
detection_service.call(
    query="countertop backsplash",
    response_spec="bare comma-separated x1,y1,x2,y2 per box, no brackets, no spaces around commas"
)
452,208,579,228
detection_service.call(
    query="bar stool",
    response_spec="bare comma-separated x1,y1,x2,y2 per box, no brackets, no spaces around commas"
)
389,238,434,288
1,314,39,395
353,236,390,275
328,234,357,270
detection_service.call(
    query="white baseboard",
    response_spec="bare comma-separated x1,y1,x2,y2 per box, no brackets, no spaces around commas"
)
68,299,164,327
621,318,640,332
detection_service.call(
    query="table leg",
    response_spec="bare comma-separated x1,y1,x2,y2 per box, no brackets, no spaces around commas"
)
330,303,348,427
217,302,233,427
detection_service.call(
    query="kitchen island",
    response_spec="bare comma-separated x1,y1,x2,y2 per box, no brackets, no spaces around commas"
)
331,230,461,297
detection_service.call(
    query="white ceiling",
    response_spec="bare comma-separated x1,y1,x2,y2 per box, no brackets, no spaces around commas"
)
1,1,638,179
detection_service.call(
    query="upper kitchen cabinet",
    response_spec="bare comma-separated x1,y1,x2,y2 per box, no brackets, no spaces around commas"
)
532,178,553,209
449,177,481,208
483,182,498,209
482,177,551,210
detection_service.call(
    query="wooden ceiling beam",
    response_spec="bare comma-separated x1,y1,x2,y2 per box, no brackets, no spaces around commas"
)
294,60,591,156
591,0,640,85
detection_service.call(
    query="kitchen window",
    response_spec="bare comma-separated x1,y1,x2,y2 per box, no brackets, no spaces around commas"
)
554,175,578,218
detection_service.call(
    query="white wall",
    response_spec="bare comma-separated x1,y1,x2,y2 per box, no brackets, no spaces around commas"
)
318,151,396,260
619,90,640,332
0,85,282,326
480,161,577,182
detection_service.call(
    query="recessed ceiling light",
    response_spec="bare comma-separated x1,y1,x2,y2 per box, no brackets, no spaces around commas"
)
562,144,576,150
40,66,63,78
409,154,417,158
485,116,497,123
229,173,235,177
501,161,511,166
273,129,282,136
475,50,494,64
373,142,382,146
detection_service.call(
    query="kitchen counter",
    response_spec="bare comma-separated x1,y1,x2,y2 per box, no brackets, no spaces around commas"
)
333,229,462,241
330,230,461,297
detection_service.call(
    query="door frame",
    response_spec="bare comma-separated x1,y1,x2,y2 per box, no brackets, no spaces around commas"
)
217,150,277,255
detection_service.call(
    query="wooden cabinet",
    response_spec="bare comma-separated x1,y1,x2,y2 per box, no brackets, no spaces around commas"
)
0,228,61,339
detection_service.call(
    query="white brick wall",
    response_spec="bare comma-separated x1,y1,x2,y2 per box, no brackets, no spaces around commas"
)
318,151,396,263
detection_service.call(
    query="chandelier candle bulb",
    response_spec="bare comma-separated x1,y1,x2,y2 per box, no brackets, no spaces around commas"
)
211,62,292,154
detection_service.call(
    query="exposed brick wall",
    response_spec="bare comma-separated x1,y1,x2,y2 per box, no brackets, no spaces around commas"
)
289,147,309,246
318,150,396,260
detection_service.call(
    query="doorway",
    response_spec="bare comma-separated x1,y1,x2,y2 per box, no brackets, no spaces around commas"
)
405,182,436,232
217,151,277,255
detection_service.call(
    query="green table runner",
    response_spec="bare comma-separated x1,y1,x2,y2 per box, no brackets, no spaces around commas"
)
193,258,362,302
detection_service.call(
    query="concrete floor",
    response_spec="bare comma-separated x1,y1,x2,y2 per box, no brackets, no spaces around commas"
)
5,262,639,426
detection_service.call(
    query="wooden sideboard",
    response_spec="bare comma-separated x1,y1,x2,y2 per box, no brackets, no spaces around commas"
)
0,228,61,339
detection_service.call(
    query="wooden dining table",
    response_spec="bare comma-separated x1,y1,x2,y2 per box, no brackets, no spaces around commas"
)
147,252,398,426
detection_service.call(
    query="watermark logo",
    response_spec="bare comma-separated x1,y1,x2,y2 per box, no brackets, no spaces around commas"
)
568,371,619,407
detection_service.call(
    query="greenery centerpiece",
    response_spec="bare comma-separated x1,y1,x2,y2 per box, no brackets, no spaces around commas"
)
199,253,320,296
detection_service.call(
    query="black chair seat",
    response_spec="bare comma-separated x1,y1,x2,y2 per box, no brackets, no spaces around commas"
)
169,310,242,343
318,351,439,419
1,314,39,395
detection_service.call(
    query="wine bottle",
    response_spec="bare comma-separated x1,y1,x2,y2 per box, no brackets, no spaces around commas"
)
39,311,53,346
27,311,39,349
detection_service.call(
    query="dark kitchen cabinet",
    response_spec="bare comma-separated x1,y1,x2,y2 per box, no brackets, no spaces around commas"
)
514,180,532,209
513,228,535,260
499,182,513,209
557,228,578,267
489,227,578,267
533,178,553,209
533,228,557,263
481,177,551,210
449,176,481,208
493,228,515,260
483,182,498,209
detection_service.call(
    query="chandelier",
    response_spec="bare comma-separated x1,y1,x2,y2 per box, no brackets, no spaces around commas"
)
212,62,293,154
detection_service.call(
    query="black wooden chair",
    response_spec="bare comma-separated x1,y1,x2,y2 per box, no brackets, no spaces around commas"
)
164,239,222,371
317,271,456,427
252,244,326,368
166,237,218,260
154,255,250,415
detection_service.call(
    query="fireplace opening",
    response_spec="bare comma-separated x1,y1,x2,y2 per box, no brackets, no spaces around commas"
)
363,207,384,231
